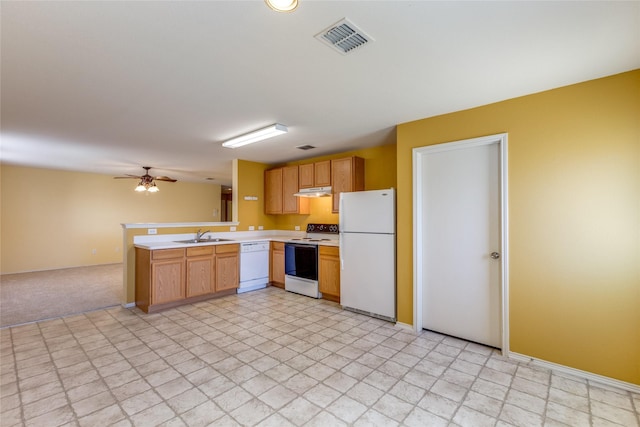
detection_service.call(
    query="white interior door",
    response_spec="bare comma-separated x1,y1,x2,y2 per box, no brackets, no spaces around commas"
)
418,138,503,348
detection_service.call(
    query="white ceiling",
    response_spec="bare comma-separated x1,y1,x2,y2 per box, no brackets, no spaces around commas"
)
2,1,639,186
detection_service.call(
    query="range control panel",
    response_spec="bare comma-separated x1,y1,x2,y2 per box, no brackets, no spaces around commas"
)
306,223,339,234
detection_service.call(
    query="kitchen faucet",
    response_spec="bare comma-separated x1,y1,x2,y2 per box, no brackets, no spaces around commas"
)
195,229,210,240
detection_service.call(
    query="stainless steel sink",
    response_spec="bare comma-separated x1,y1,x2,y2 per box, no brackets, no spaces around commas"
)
174,238,234,244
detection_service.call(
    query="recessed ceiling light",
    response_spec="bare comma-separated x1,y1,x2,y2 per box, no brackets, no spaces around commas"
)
265,0,298,13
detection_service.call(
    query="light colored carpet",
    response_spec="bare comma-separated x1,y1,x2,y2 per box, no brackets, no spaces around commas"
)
0,263,122,327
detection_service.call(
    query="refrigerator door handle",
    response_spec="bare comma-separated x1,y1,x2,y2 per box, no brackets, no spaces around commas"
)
339,234,344,270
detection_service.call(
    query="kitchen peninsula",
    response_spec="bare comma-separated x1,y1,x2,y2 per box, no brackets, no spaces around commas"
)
132,227,340,313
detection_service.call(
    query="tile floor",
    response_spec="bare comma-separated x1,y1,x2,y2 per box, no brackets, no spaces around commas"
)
1,287,638,427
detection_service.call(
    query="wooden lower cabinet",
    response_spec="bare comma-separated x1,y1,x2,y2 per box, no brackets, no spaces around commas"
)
215,244,239,291
186,246,215,297
270,242,285,288
319,246,340,302
136,244,239,313
151,258,185,304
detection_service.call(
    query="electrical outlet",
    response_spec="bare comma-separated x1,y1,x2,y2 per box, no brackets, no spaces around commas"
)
295,226,300,231
248,226,255,231
91,249,97,255
258,226,264,230
115,247,120,252
148,228,157,235
230,226,237,232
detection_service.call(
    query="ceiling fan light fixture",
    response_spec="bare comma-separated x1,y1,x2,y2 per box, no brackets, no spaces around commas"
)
147,183,159,193
135,182,147,192
222,123,288,149
265,0,298,12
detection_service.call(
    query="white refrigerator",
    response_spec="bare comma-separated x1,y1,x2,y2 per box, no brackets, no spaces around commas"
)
339,188,396,322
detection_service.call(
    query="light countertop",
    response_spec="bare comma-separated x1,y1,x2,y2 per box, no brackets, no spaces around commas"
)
134,233,339,250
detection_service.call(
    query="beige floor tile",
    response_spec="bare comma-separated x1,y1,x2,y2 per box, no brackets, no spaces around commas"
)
180,401,226,427
257,384,297,409
120,388,162,416
24,405,75,427
166,387,208,414
22,391,68,420
590,400,638,426
327,395,368,424
453,405,498,427
129,402,175,426
230,397,275,425
373,393,414,421
404,406,448,427
1,287,638,427
279,396,321,425
242,373,278,397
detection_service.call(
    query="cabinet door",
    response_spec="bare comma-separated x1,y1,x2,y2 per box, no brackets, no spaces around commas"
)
151,259,185,304
216,245,239,291
265,168,283,214
331,157,364,213
270,242,285,286
299,163,314,189
314,160,331,187
283,166,302,214
319,246,340,298
186,256,214,297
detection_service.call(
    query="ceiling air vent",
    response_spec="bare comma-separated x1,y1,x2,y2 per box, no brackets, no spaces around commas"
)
315,18,373,55
296,145,316,151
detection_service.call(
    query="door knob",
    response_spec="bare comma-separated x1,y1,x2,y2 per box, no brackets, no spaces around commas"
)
490,252,500,260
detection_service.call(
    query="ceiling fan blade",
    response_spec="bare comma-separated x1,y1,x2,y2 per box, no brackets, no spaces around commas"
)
113,175,142,179
154,176,177,182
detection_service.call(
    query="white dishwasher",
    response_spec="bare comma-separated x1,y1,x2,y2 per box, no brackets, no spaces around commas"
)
238,242,270,293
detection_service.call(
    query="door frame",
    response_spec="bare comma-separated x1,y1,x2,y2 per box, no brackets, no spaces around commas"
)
412,133,509,353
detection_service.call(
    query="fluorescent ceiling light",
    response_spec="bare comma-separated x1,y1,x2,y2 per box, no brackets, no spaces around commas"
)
265,0,298,12
222,123,288,149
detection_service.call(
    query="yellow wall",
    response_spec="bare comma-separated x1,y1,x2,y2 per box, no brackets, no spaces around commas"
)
1,165,222,274
273,143,397,230
397,70,640,385
235,159,277,231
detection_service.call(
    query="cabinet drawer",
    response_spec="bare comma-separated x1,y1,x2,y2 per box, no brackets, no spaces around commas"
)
186,246,214,257
216,244,239,254
152,248,185,260
319,246,339,256
271,241,284,251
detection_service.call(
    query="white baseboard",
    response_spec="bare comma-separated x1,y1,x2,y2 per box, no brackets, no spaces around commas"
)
508,351,640,394
122,302,136,309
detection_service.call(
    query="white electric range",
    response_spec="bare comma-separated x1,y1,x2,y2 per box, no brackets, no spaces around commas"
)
283,224,339,298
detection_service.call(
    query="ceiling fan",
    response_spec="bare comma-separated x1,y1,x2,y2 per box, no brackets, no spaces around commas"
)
114,166,177,192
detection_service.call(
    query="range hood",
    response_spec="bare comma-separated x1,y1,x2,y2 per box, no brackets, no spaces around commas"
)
293,186,332,197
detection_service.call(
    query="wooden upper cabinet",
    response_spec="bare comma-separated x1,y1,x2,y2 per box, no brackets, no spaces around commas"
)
314,160,331,187
299,161,331,188
265,166,309,215
264,168,283,214
283,166,309,214
299,163,314,189
331,156,365,213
